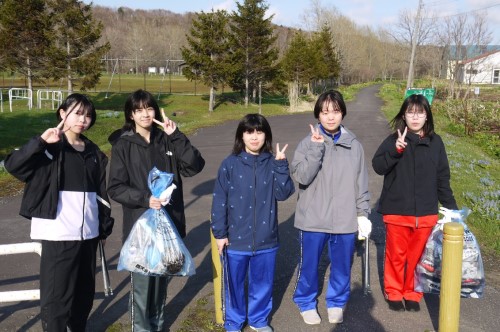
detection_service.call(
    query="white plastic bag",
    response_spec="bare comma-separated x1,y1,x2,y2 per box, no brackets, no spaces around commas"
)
117,167,195,276
415,207,485,298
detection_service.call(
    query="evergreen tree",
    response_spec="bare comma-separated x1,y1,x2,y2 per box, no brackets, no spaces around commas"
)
47,0,110,92
310,25,340,92
229,0,278,107
181,10,229,112
0,0,53,90
280,30,315,105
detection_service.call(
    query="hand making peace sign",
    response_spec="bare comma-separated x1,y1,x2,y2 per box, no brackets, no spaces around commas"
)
275,143,288,160
153,108,177,135
40,118,66,144
309,124,324,143
396,126,408,150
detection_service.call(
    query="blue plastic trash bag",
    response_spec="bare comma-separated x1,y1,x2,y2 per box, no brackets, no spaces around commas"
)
415,207,485,298
117,167,195,276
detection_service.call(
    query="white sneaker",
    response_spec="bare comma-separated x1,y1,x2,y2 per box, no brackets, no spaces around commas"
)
328,307,343,323
249,326,273,332
300,309,321,325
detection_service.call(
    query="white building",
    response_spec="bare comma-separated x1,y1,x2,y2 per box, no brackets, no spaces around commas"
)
459,50,500,84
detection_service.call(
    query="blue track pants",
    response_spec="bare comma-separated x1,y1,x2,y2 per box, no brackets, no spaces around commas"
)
222,249,277,331
293,231,355,311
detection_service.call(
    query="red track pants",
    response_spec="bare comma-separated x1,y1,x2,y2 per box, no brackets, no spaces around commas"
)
384,222,433,302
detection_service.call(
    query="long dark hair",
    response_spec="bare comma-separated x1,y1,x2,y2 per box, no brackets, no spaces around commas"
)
232,114,273,154
390,94,434,137
122,89,162,131
313,90,347,119
56,93,96,129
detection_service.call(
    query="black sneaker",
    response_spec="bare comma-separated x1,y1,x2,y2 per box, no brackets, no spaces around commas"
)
387,300,405,312
405,300,420,312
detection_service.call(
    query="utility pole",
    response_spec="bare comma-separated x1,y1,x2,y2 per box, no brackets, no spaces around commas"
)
406,0,423,90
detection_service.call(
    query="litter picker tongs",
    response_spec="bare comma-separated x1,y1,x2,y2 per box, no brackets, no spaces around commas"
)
362,233,371,295
98,241,113,296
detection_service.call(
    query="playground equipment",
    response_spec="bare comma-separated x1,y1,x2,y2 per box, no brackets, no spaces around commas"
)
37,89,63,110
8,88,33,112
0,242,42,303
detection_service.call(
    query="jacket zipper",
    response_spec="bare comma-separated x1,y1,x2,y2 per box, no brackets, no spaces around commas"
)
252,157,257,254
81,154,87,240
412,142,418,228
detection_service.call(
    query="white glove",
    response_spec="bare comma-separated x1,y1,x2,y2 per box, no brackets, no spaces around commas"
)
357,216,372,239
159,183,177,206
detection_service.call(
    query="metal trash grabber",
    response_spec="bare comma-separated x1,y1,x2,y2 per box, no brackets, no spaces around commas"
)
98,241,113,297
362,233,371,295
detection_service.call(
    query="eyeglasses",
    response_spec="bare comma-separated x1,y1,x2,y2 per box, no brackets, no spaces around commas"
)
405,110,426,118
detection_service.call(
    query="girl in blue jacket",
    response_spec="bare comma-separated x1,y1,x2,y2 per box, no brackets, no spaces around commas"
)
211,114,295,332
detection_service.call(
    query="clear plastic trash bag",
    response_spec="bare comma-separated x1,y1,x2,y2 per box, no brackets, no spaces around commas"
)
117,167,195,276
415,207,485,298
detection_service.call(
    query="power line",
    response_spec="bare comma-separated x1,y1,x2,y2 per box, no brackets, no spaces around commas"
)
423,2,500,19
423,0,459,7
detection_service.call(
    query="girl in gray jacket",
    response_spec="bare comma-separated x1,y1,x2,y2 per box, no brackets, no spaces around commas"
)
291,90,370,325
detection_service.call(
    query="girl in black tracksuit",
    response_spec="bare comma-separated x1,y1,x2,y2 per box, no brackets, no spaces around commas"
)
4,94,114,332
107,89,205,332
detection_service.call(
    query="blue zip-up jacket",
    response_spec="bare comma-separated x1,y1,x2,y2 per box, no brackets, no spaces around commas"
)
211,151,295,252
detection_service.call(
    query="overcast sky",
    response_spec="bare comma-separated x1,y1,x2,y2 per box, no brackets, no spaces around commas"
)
84,0,500,44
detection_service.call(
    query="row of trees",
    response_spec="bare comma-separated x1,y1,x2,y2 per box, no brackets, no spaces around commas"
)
0,0,109,92
181,0,342,111
0,0,494,108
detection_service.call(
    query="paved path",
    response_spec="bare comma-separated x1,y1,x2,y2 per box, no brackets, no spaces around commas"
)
1,85,498,331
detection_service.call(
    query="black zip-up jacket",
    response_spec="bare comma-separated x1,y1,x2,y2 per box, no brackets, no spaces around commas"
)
372,131,458,216
4,135,114,239
107,126,205,241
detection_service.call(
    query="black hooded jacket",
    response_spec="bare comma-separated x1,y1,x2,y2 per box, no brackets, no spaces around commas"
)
372,131,458,216
107,126,205,241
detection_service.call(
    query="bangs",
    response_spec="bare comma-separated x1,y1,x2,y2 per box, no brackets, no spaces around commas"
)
133,99,154,111
242,115,265,132
322,99,341,111
406,103,424,113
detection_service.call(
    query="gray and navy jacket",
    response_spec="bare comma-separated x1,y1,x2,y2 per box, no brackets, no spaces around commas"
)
4,135,114,240
292,124,370,234
211,151,295,252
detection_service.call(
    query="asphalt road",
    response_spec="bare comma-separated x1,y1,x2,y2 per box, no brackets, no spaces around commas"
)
0,85,498,331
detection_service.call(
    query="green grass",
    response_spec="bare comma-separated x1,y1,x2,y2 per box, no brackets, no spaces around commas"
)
177,296,225,332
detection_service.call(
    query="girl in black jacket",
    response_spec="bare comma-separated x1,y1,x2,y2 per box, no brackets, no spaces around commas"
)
5,94,114,332
107,89,205,332
372,94,458,313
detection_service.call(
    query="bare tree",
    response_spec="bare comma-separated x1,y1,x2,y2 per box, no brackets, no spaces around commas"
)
437,11,493,135
390,4,438,89
438,12,492,98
